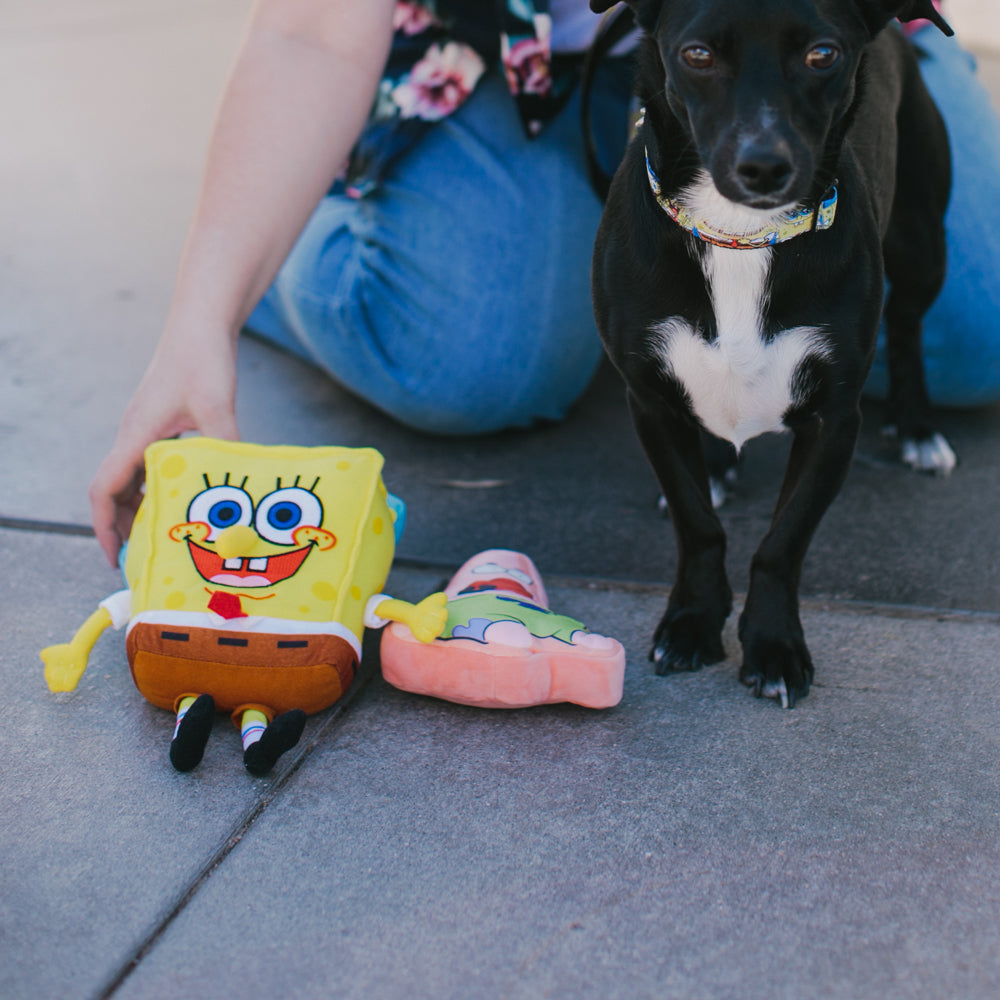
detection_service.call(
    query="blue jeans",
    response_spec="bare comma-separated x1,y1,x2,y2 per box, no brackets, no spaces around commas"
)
247,67,629,435
866,27,1000,407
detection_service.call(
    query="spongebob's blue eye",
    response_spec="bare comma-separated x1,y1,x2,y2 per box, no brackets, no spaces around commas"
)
255,487,324,545
210,500,244,528
267,502,301,530
187,486,254,541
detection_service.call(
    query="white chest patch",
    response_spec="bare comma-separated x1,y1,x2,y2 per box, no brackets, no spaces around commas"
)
651,176,830,450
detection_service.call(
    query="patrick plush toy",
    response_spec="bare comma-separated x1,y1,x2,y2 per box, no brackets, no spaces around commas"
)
380,549,626,709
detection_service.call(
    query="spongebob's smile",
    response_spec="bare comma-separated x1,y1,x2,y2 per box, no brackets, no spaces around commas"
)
187,540,313,588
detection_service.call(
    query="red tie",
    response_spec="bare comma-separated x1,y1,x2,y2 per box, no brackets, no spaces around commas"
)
208,591,246,620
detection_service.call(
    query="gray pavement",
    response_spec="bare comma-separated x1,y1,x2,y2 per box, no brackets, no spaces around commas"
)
5,4,1000,999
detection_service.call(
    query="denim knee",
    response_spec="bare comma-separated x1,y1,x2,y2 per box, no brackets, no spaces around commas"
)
327,258,604,435
248,65,617,435
252,219,604,435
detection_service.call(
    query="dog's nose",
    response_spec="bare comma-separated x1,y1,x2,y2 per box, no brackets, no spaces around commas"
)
734,140,794,196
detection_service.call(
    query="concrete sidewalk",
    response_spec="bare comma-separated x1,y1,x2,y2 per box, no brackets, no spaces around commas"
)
4,4,1000,999
10,535,1000,999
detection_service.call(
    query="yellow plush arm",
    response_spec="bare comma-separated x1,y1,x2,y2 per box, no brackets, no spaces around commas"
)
374,592,448,644
40,606,113,692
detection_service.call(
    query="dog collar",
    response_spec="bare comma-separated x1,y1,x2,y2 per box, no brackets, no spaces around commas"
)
645,149,838,249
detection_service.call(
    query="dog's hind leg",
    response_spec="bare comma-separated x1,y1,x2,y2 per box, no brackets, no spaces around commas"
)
628,390,733,673
656,431,737,515
881,63,956,474
702,430,739,508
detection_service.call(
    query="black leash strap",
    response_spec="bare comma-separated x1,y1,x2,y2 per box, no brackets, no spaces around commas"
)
580,2,637,201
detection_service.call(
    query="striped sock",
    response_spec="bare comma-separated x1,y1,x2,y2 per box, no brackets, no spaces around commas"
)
173,696,198,740
169,693,215,773
241,709,269,751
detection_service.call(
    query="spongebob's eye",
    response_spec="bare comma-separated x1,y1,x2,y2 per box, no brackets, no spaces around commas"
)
255,487,324,546
187,486,253,541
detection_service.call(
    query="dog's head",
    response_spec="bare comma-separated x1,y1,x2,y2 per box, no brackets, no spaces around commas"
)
592,0,951,209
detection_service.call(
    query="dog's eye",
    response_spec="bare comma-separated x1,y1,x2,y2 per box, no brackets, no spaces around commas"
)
681,46,714,70
805,45,840,70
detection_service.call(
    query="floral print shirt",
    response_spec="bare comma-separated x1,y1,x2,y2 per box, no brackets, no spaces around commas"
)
346,0,578,196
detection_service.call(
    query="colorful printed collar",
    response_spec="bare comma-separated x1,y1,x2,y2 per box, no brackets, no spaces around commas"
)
644,149,838,249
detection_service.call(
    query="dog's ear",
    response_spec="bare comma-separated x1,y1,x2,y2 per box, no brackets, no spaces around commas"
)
855,0,954,37
590,0,661,31
892,0,954,34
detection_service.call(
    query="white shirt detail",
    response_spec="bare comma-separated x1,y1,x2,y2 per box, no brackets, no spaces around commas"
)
100,589,132,630
364,594,393,631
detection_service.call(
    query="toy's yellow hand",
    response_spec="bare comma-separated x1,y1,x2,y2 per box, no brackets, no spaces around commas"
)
40,644,89,693
40,607,113,693
376,593,448,643
408,592,448,643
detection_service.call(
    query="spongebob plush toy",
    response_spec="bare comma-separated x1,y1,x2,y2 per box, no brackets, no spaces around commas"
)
41,438,446,775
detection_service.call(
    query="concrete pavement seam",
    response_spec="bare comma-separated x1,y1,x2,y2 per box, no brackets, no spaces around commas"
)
6,519,999,627
89,658,379,1000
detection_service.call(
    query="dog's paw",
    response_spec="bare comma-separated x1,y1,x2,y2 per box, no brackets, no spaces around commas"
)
650,608,727,674
738,631,814,709
901,432,956,477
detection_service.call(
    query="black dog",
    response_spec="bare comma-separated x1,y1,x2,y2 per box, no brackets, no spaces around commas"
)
590,0,956,707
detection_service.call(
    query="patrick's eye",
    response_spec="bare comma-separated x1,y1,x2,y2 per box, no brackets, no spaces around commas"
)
681,45,714,70
805,44,840,70
187,486,253,541
255,487,324,546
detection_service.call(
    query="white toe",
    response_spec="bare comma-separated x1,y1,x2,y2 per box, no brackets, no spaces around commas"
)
709,477,728,509
901,432,956,476
761,677,790,709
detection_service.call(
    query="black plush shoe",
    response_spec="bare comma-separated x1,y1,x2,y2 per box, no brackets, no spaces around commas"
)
169,694,216,772
243,709,306,776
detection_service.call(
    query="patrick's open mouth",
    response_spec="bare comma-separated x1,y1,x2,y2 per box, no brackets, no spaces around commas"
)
457,577,533,599
188,540,312,588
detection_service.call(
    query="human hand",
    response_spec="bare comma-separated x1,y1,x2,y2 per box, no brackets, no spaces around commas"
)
89,326,240,565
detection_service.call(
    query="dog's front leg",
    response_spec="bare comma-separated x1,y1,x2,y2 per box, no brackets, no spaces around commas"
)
628,390,733,673
738,406,862,708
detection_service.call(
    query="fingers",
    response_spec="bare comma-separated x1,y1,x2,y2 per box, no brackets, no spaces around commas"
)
413,592,448,643
88,404,240,566
41,645,85,693
89,450,145,567
88,326,241,563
